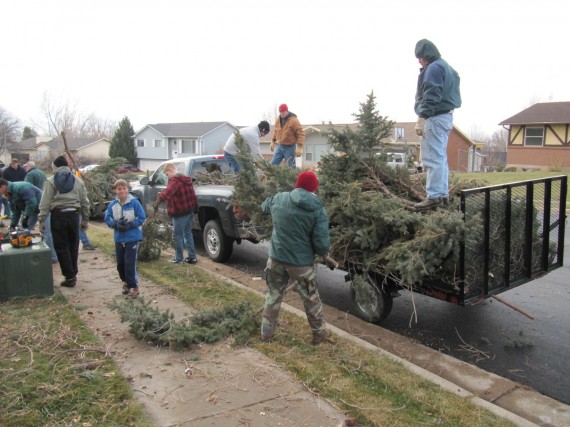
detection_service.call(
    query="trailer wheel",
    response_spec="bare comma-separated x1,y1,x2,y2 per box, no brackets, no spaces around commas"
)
203,219,234,262
350,273,393,323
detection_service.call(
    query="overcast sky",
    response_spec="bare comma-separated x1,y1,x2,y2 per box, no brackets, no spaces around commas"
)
2,0,569,138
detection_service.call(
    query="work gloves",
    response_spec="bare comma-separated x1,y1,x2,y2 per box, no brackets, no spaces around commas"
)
295,146,303,157
21,216,29,228
80,218,89,231
270,141,275,152
116,218,136,232
415,117,426,136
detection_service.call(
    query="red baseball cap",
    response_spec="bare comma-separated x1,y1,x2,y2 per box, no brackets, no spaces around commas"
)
278,103,288,112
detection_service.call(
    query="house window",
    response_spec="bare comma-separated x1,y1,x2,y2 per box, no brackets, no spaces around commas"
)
181,139,198,154
395,127,405,140
306,152,313,161
153,139,164,148
136,139,145,147
524,127,544,146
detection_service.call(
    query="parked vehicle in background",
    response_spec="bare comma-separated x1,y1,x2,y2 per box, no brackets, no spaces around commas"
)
118,164,143,174
386,152,407,168
131,155,259,262
376,152,421,172
79,164,99,173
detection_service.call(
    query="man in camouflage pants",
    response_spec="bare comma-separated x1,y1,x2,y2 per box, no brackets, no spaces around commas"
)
260,171,331,344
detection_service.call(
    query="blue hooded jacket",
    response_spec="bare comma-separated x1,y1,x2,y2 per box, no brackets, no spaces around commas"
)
104,193,146,243
414,39,461,119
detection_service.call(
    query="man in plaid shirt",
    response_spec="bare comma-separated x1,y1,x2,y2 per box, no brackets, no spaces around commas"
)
153,163,199,264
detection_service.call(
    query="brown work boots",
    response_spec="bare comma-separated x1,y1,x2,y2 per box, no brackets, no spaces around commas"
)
311,329,333,345
414,196,449,211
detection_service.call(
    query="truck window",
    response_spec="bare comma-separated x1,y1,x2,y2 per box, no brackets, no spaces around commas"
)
191,160,231,177
152,165,168,185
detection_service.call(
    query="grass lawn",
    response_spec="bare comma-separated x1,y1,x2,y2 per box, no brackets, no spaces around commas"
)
454,170,569,187
454,170,569,211
82,226,515,426
0,296,152,427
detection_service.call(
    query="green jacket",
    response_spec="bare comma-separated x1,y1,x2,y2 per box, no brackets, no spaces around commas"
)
6,181,42,227
24,167,47,190
261,188,330,266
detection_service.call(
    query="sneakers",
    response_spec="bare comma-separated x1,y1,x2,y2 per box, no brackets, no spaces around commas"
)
83,244,97,250
414,197,443,211
127,287,140,298
311,330,332,345
60,277,77,288
122,284,130,295
185,257,198,264
169,259,183,264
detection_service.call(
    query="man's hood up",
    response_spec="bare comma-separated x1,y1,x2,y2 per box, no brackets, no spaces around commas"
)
54,167,75,194
289,188,323,212
414,39,441,62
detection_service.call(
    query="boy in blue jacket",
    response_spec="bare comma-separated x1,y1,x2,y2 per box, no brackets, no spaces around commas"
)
104,179,146,297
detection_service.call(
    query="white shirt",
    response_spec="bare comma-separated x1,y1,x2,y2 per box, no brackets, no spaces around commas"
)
223,125,262,159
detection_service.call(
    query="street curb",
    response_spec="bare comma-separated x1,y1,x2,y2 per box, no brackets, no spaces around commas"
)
200,263,541,427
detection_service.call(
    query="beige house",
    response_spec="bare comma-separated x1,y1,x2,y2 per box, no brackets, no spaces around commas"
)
12,136,111,165
499,102,570,171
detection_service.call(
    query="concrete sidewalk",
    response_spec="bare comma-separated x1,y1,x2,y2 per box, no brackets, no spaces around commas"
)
55,249,346,427
55,247,570,427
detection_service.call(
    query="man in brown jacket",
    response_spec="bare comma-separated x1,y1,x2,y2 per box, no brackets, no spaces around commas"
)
270,103,305,169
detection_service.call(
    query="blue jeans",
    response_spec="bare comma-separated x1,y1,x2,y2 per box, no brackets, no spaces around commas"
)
77,215,92,246
43,213,58,262
172,212,196,262
224,151,241,173
115,241,139,288
1,197,10,218
271,144,297,168
420,113,453,199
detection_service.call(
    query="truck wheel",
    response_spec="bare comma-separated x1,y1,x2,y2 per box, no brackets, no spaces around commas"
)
350,273,393,323
203,219,234,262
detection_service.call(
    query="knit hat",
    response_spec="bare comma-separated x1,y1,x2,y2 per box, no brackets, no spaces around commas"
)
258,120,270,133
53,155,68,168
278,103,288,112
295,171,318,192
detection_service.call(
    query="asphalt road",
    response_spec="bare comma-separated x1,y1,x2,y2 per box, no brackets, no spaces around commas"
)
192,226,570,405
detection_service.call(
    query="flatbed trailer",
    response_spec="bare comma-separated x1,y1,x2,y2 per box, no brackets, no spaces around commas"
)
348,175,567,323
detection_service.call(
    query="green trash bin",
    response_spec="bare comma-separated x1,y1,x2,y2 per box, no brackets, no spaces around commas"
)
0,241,54,302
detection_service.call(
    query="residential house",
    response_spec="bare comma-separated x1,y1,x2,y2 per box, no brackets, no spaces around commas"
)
133,122,238,172
499,101,570,171
261,121,479,172
10,136,52,163
10,136,110,164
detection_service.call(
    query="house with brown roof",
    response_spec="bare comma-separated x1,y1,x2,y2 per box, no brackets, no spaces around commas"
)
499,102,570,171
261,122,478,172
10,136,111,164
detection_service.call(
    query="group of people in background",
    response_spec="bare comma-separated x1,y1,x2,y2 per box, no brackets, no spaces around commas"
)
223,103,305,173
0,155,143,297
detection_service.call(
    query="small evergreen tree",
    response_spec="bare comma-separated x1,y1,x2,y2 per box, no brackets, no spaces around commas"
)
109,116,137,164
22,126,38,140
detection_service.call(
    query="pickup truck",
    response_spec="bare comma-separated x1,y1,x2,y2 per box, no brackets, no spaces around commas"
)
130,155,259,262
